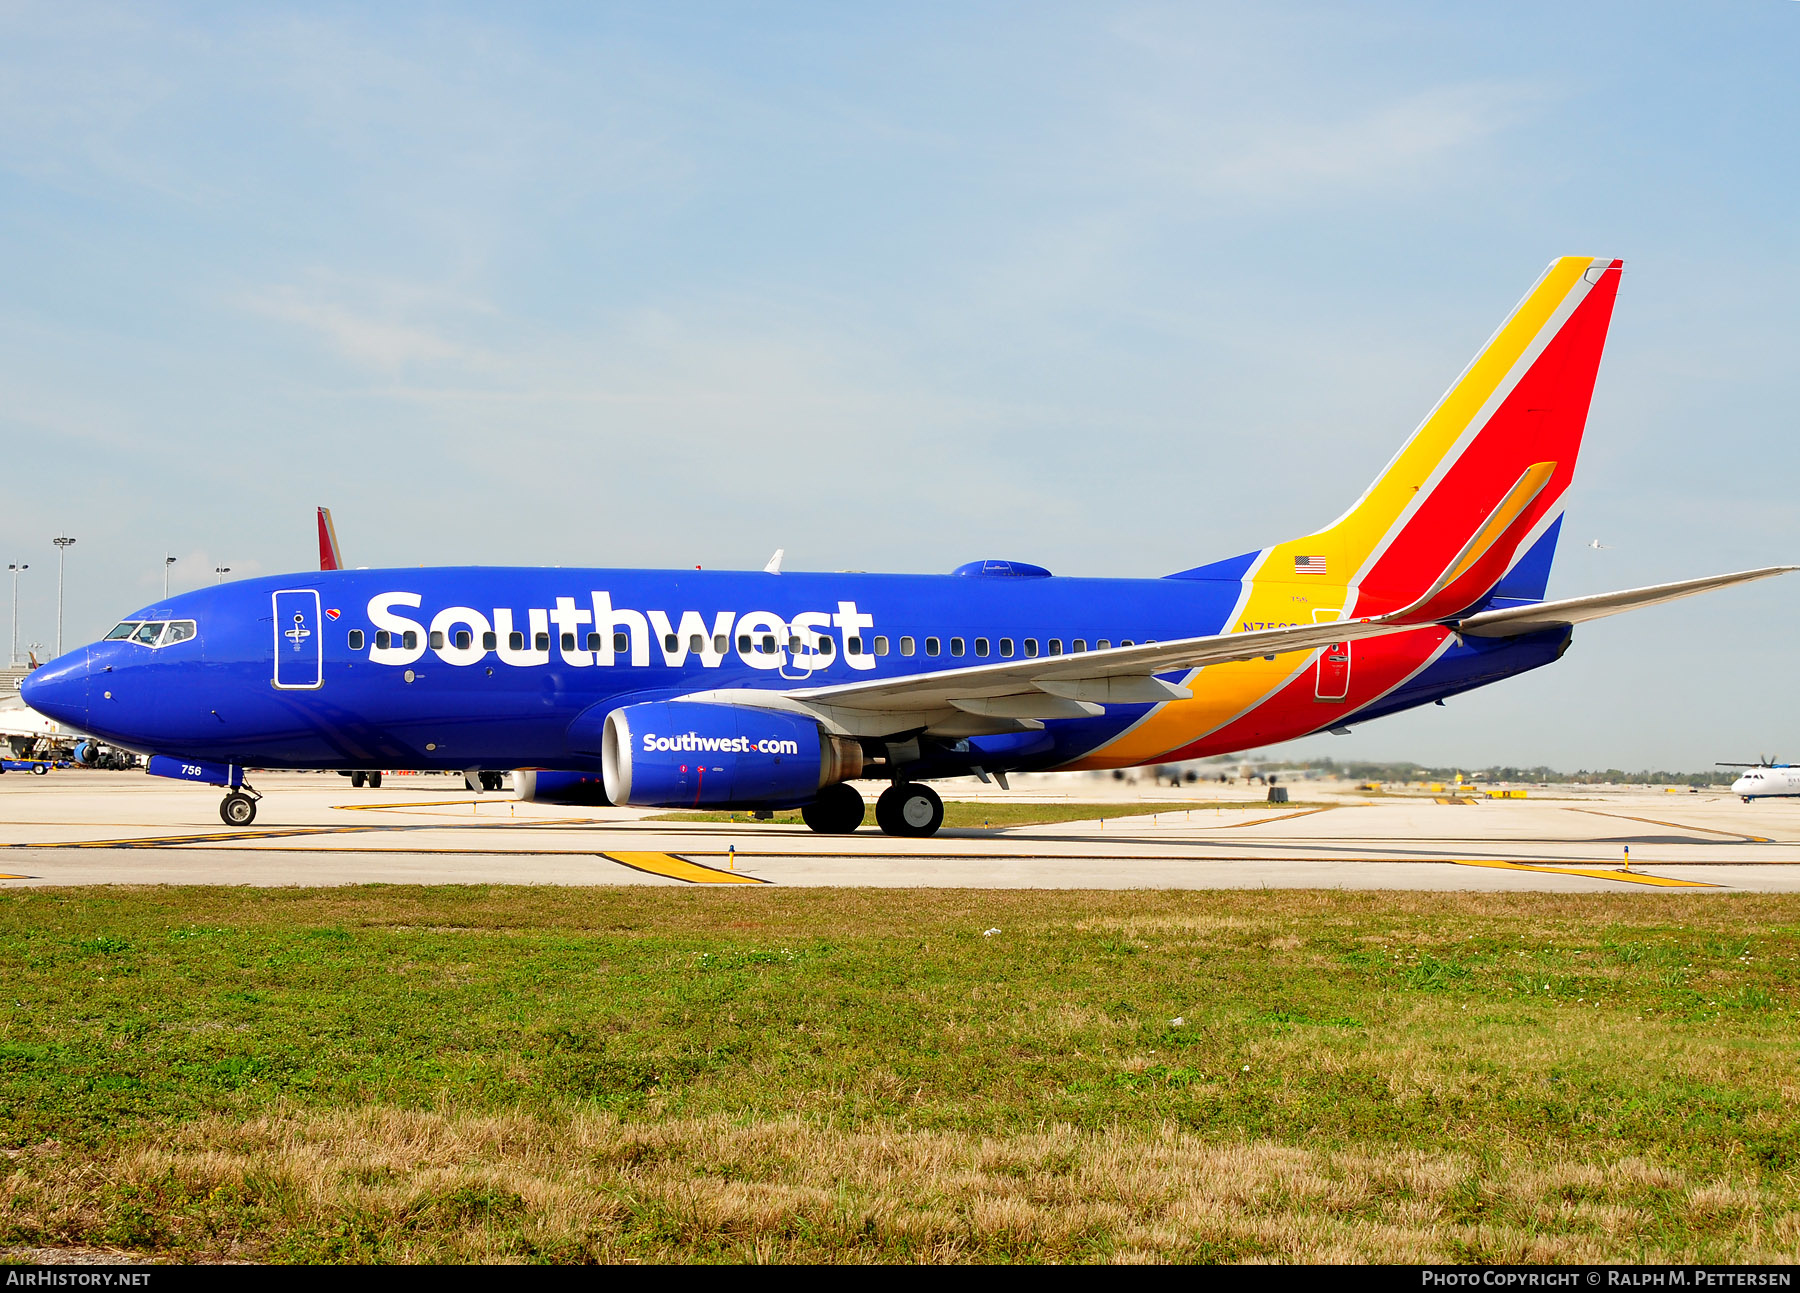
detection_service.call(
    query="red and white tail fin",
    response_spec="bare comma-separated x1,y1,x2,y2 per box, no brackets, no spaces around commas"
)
317,507,344,572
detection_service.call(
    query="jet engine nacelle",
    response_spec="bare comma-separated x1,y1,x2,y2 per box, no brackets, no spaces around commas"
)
601,700,862,808
73,740,99,767
511,770,612,805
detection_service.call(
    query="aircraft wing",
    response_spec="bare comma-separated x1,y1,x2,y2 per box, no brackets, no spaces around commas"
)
680,613,1429,734
677,564,1798,736
1454,566,1797,638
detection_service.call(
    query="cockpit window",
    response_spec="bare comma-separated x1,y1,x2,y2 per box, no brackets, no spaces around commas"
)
110,619,198,647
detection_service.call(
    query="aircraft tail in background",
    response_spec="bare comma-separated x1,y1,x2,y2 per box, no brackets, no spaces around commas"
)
317,507,343,572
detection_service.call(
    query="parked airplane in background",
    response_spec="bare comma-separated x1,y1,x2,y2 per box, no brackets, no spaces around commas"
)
1721,761,1800,802
22,258,1796,832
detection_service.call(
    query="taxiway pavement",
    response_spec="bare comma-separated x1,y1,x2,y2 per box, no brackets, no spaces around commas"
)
3,771,1798,892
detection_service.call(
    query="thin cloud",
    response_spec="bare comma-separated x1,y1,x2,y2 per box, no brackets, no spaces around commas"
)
243,286,487,373
1125,81,1548,197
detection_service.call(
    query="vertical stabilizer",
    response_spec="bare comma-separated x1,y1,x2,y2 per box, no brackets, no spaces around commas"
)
317,507,344,572
1264,257,1622,617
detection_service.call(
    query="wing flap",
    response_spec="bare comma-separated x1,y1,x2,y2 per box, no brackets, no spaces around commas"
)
1455,566,1797,637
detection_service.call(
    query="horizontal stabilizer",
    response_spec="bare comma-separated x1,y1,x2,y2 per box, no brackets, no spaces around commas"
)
1455,566,1798,638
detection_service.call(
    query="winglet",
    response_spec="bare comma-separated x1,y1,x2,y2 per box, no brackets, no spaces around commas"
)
764,548,784,574
317,507,343,572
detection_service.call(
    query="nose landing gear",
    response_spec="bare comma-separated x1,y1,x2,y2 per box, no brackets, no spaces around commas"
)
220,786,261,826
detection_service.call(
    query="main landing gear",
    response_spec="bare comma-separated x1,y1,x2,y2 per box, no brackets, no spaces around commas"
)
349,770,383,788
801,782,864,834
220,784,262,826
875,782,944,838
798,782,946,837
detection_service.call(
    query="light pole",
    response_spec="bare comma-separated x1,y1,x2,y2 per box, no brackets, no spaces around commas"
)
214,566,230,585
52,536,74,658
163,555,177,599
6,562,26,668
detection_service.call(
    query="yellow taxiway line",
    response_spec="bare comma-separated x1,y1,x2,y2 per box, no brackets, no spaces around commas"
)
603,851,767,884
1453,858,1717,888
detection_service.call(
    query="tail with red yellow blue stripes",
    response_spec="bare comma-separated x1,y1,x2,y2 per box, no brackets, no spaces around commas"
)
1267,257,1623,617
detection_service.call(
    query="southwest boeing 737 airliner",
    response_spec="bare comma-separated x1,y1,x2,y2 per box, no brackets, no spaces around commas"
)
21,258,1795,834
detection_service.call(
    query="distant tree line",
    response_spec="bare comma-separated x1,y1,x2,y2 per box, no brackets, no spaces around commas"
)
1226,758,1734,787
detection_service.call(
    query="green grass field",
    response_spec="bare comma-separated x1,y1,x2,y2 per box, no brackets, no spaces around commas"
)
647,800,1315,829
2,886,1798,1262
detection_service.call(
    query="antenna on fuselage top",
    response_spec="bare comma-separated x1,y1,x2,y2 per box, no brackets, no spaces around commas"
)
764,549,784,574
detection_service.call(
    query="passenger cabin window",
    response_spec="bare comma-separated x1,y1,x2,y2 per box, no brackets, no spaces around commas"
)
1024,639,1039,657
1073,639,1087,653
762,634,777,653
817,638,833,656
714,634,728,654
873,635,889,656
163,621,196,645
509,632,525,651
1096,639,1110,650
847,636,862,655
132,623,164,646
689,634,704,653
788,635,802,653
974,637,990,657
951,637,965,656
403,630,418,651
613,632,629,654
900,636,915,656
1047,638,1062,655
376,631,392,650
999,638,1015,658
105,622,139,640
348,629,365,650
562,633,577,652
1121,639,1134,647
534,632,550,652
482,631,497,651
926,636,941,656
453,631,471,650
737,634,751,653
663,634,679,653
429,631,445,649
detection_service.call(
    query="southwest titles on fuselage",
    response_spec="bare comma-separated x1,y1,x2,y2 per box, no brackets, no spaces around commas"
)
367,591,878,672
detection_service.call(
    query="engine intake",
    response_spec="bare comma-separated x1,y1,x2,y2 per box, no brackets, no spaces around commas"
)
601,701,861,808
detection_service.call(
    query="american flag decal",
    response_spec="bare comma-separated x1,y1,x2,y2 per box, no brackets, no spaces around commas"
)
1293,555,1328,574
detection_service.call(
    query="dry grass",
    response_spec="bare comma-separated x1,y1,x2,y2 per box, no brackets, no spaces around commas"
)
6,1107,1798,1263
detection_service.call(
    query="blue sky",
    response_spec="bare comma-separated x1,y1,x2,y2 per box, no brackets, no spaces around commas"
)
2,2,1795,768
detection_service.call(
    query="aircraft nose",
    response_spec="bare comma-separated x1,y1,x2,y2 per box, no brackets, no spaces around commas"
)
19,647,91,729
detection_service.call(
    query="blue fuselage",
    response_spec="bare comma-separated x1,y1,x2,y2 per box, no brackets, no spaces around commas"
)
22,566,1568,777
